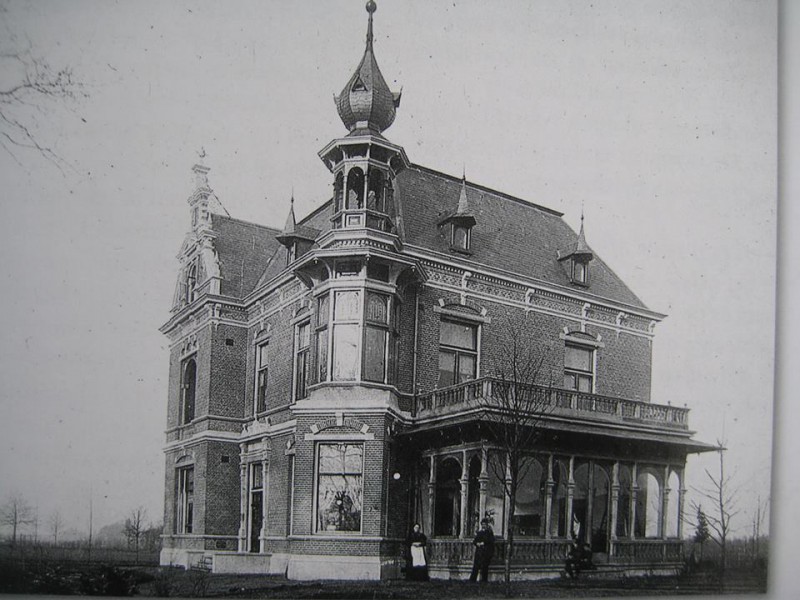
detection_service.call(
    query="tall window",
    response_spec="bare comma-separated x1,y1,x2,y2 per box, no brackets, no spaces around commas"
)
176,466,194,534
572,260,588,285
249,464,263,552
185,262,197,304
316,294,330,383
294,321,310,400
181,357,196,424
438,319,478,388
255,341,269,413
564,344,594,392
332,291,360,380
316,443,363,533
364,292,390,383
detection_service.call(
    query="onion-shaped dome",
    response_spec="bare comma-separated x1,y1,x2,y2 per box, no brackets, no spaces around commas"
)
335,1,401,135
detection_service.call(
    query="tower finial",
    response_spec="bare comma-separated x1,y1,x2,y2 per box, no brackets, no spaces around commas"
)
334,0,400,134
366,1,376,48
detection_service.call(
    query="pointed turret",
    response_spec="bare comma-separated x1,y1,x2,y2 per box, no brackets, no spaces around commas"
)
559,211,594,285
276,195,318,265
335,1,401,135
281,195,297,237
438,172,477,253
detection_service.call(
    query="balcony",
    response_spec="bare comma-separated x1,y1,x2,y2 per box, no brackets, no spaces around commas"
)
414,377,689,431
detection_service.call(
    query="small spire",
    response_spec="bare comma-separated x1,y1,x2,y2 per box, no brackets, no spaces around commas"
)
456,171,470,215
574,208,591,255
282,195,297,235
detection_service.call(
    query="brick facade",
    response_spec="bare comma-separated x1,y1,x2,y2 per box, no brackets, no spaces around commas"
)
159,4,704,578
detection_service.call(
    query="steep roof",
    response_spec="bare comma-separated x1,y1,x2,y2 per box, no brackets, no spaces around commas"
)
396,165,648,309
209,214,282,298
210,165,647,311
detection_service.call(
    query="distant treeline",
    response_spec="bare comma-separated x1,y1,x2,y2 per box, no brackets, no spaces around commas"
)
0,541,159,566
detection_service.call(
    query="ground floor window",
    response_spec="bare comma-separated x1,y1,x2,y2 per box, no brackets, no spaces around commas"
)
176,466,194,534
249,463,263,552
316,443,363,533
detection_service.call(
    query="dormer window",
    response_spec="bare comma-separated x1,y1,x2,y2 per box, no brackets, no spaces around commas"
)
571,259,588,285
351,76,367,92
439,175,476,254
452,224,471,252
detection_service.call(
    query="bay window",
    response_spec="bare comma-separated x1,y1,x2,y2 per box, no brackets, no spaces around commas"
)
314,287,399,385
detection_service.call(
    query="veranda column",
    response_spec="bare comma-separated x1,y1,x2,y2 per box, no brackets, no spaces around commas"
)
609,461,620,556
459,450,469,538
544,454,554,540
566,456,575,539
237,458,248,552
427,455,436,537
629,463,638,540
585,461,595,545
260,458,269,553
503,453,512,536
660,465,670,540
677,467,686,539
478,447,488,524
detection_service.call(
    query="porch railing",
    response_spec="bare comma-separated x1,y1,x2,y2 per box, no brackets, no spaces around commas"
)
611,539,685,563
415,377,689,430
426,538,684,568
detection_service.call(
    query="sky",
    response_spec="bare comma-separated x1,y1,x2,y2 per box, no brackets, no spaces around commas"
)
0,0,778,549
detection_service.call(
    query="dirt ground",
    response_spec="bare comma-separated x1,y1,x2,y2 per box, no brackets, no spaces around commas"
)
134,567,767,598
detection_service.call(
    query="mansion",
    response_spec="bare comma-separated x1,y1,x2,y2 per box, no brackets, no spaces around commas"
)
159,1,711,580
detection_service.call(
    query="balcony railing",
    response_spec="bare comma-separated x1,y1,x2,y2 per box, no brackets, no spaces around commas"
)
415,377,689,430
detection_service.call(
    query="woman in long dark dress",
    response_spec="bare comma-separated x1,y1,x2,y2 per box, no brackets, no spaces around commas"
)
405,523,430,581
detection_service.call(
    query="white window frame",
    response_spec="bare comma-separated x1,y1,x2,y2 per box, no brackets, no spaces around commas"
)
292,319,311,402
254,339,269,414
176,466,194,534
313,442,365,535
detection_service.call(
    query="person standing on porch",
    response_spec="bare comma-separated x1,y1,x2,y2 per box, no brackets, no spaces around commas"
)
405,523,430,581
469,519,495,583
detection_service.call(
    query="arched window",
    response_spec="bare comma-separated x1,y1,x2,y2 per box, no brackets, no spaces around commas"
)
181,357,196,424
185,263,198,304
367,169,385,212
635,471,661,538
346,168,364,210
333,172,344,214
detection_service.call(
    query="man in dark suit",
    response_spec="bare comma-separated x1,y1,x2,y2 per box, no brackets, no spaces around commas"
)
469,519,495,582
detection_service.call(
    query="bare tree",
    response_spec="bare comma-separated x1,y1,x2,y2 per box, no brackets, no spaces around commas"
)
0,493,35,549
0,13,86,170
123,507,148,564
49,510,64,545
480,326,554,593
750,495,768,562
691,441,739,571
